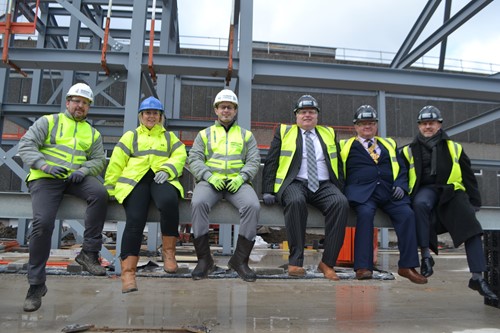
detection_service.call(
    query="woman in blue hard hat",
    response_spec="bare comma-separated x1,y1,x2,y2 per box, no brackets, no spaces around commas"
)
104,96,187,293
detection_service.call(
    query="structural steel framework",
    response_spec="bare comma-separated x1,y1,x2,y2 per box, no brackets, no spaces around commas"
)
0,0,499,185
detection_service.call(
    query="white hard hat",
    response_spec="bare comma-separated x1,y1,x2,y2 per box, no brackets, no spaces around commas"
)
66,83,94,103
213,89,238,108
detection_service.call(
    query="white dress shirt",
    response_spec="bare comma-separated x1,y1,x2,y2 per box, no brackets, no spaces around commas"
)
296,128,330,181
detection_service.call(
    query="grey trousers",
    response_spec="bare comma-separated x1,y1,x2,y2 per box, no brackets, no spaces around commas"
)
27,177,108,285
190,181,260,240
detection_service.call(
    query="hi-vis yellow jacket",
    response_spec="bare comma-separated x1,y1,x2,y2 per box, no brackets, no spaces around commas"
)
402,140,465,194
188,121,260,183
104,123,187,203
18,111,105,182
273,124,339,193
339,136,399,180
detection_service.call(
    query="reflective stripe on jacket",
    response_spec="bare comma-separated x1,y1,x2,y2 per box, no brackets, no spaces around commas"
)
199,123,252,179
273,124,339,193
402,140,465,193
104,124,187,203
27,113,101,181
339,136,399,179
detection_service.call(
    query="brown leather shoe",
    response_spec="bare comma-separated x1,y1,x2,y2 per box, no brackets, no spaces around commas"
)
355,268,373,280
288,265,306,277
398,268,428,284
318,261,340,281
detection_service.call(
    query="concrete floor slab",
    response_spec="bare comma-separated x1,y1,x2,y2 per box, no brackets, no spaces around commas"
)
0,248,499,333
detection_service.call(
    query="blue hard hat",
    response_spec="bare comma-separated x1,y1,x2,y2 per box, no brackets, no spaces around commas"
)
139,96,164,113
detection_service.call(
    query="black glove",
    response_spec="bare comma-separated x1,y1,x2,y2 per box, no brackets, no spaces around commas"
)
68,170,86,183
262,193,276,205
392,186,405,201
41,164,68,177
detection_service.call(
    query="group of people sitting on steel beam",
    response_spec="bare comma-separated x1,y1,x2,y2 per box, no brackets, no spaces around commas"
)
17,84,497,312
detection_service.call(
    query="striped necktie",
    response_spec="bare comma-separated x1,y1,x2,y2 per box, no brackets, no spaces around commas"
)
305,131,319,192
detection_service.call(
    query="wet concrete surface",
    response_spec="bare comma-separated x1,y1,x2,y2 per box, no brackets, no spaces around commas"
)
1,247,499,333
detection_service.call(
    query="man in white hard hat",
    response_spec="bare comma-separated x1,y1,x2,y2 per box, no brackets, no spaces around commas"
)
18,83,108,312
188,89,261,282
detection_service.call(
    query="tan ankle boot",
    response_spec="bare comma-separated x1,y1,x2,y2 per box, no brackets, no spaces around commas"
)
162,236,178,273
121,256,139,293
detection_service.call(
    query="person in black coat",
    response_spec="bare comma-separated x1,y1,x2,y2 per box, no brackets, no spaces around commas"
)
340,105,427,284
262,95,349,281
402,105,497,300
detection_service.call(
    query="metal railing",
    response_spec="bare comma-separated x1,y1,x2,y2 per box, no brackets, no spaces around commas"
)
2,5,498,76
180,35,500,75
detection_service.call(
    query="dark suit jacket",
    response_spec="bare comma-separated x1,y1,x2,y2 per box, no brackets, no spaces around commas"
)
404,133,483,252
405,135,481,206
262,125,344,202
344,139,410,204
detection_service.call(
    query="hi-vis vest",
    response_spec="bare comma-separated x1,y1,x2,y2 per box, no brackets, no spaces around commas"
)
339,136,399,180
105,125,186,203
402,140,465,193
201,123,251,179
274,124,339,193
27,113,100,182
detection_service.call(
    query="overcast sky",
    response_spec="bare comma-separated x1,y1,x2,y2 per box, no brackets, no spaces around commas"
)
176,0,500,73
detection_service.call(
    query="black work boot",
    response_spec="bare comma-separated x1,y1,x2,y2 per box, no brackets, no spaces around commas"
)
192,234,215,280
75,250,106,276
23,283,48,312
228,234,257,282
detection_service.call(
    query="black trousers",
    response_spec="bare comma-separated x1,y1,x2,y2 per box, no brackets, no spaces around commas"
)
281,180,349,267
413,185,486,272
120,170,180,259
27,176,108,285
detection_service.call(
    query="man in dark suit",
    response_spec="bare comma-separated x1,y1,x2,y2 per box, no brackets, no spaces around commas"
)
402,106,497,300
339,105,427,284
262,95,349,280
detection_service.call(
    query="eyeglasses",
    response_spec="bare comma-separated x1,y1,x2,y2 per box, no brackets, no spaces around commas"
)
69,99,90,106
296,109,318,115
218,104,235,111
